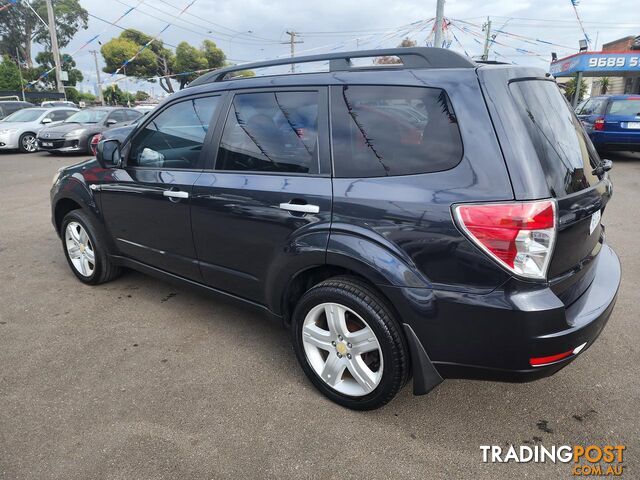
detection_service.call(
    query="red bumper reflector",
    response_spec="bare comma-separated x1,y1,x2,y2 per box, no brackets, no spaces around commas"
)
530,349,574,367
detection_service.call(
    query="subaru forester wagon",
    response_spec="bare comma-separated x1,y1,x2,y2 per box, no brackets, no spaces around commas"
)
50,48,620,410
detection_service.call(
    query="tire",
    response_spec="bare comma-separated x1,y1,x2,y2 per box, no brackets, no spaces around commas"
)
18,132,37,153
291,276,409,410
61,210,121,285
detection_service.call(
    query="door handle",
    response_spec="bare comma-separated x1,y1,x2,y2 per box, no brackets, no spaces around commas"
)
163,190,189,199
279,202,320,214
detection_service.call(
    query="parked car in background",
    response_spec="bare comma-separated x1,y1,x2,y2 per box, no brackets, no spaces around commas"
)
37,107,142,154
41,100,79,109
0,107,78,152
0,101,35,120
576,95,640,153
133,104,157,114
50,48,620,410
89,116,142,155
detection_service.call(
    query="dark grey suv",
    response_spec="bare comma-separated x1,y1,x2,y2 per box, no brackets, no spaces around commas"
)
50,48,620,409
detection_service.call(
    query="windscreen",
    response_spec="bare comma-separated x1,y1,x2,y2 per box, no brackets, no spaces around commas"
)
1,108,46,122
65,109,108,124
509,79,601,196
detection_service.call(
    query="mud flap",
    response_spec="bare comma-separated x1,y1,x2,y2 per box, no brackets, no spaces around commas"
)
403,323,443,395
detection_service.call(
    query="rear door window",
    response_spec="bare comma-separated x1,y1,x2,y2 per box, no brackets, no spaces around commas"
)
216,90,320,174
509,79,601,196
330,85,463,177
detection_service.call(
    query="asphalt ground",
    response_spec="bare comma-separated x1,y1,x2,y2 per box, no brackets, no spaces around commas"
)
0,150,638,479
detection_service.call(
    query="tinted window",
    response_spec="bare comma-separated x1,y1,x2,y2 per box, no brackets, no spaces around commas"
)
128,96,220,169
216,91,319,174
510,80,600,196
331,86,463,177
608,98,640,116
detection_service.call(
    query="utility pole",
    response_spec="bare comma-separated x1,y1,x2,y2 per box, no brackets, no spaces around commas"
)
45,0,64,95
482,16,492,61
15,47,26,101
283,31,303,73
90,50,105,106
434,0,445,48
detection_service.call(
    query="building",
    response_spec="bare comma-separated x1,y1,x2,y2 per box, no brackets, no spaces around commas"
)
590,35,640,96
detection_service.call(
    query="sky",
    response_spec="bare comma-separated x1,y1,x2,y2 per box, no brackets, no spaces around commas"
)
54,0,640,97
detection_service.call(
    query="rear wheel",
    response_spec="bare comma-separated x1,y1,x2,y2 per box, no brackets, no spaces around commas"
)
61,210,121,285
291,276,409,410
18,132,37,153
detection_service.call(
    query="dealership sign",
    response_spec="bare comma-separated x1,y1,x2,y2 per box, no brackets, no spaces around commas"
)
550,52,640,76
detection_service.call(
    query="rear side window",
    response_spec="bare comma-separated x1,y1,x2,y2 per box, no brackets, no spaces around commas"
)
128,96,221,169
608,98,640,116
509,80,600,196
330,85,463,177
577,98,607,115
216,91,319,174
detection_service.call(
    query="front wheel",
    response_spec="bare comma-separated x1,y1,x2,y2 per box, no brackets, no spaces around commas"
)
18,133,37,153
61,210,121,285
291,276,409,410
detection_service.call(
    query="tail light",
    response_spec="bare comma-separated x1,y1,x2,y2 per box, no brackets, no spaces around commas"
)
453,200,556,280
593,117,605,131
90,133,102,155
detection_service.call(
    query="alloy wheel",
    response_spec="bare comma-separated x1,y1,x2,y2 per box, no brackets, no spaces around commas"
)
301,302,383,397
22,134,37,152
65,221,95,277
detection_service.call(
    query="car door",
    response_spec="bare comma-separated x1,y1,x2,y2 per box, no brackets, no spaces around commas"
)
191,88,332,303
99,95,224,280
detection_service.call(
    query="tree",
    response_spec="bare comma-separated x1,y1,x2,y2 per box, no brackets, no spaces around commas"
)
103,84,134,106
202,40,225,70
0,54,22,90
375,37,417,65
564,75,588,103
174,41,208,89
101,30,176,93
600,77,610,95
33,51,83,88
134,90,150,102
0,0,88,67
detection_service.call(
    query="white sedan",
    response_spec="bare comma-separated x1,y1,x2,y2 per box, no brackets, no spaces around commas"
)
0,107,78,153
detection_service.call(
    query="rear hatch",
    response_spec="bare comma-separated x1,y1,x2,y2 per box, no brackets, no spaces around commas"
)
478,67,612,306
603,96,640,137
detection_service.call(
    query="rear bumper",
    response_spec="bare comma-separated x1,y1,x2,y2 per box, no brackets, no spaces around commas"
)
380,243,620,383
590,131,640,151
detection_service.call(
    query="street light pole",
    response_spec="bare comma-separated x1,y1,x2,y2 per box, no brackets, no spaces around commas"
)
90,50,105,106
482,17,492,61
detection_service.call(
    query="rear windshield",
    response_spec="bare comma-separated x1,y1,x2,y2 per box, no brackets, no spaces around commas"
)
509,79,601,196
608,98,640,116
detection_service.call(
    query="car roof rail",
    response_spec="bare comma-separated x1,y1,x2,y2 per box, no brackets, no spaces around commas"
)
188,47,476,87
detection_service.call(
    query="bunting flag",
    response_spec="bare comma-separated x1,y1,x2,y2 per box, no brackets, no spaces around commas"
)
570,0,592,46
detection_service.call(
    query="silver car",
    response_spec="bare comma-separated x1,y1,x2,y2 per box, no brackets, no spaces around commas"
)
0,107,78,153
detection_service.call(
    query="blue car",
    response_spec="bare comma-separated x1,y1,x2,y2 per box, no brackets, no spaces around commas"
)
576,95,640,153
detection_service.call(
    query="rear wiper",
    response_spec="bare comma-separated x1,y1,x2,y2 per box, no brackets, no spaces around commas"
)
592,159,613,176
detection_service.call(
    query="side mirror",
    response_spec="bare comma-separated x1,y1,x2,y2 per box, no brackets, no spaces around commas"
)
96,139,121,168
41,117,52,124
106,119,117,126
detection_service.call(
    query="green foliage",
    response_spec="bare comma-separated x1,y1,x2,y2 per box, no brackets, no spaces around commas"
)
600,77,610,95
174,41,208,88
102,84,135,106
34,51,83,87
0,0,88,66
201,40,226,69
0,54,22,90
564,75,588,102
134,90,150,102
101,29,175,93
